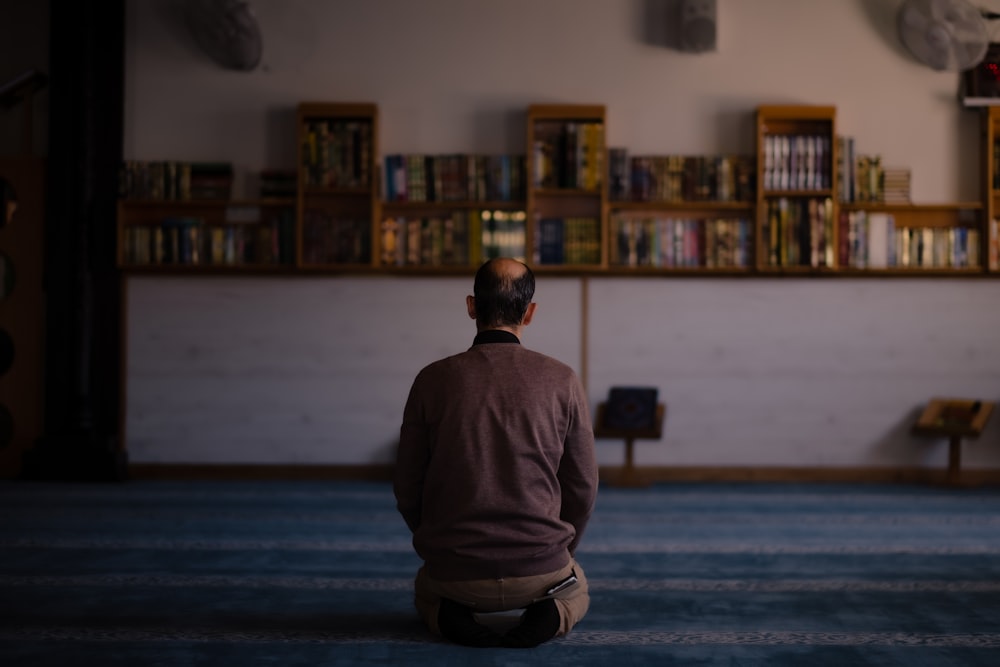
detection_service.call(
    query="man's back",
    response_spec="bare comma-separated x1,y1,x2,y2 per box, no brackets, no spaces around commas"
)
395,339,596,581
393,257,597,648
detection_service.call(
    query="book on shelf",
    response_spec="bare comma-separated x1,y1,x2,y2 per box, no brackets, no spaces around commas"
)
838,209,893,269
531,120,604,190
383,213,469,266
383,154,526,202
301,118,373,188
602,386,659,431
302,209,371,265
259,169,297,198
532,216,599,265
119,160,233,201
608,148,629,200
609,214,752,269
881,167,911,204
836,136,855,203
937,400,985,428
762,134,830,192
537,217,565,265
123,207,293,267
189,162,234,200
852,155,883,203
482,209,526,262
762,197,833,268
990,218,999,270
866,212,893,269
379,209,525,267
606,152,754,203
891,226,979,269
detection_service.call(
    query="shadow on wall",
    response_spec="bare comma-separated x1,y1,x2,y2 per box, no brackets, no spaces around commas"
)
264,106,297,170
711,107,757,154
637,0,699,51
869,400,1000,468
869,405,941,466
374,438,399,464
471,106,527,155
857,0,919,66
637,0,671,48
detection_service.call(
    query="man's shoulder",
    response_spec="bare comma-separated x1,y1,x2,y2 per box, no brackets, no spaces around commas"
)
415,351,466,376
521,346,574,370
417,345,575,376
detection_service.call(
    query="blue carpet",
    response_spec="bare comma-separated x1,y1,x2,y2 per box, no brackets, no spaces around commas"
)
2,480,1000,665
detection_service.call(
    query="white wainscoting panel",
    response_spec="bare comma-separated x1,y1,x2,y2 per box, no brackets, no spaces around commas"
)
587,279,1000,469
125,276,582,464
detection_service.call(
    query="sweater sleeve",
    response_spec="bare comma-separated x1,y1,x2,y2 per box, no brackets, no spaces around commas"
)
558,375,599,555
394,377,429,533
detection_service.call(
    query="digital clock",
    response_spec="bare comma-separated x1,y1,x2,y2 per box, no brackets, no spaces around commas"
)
962,42,1000,105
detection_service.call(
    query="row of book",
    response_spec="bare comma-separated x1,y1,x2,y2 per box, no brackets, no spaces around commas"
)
608,151,756,203
383,154,526,202
993,140,1000,189
608,216,753,269
991,218,1000,270
119,161,235,201
120,216,995,271
532,121,604,190
837,137,912,204
762,197,836,268
839,210,981,269
535,217,601,265
259,169,297,199
761,134,832,192
880,167,911,205
122,211,294,266
302,210,371,265
301,119,373,189
379,210,527,267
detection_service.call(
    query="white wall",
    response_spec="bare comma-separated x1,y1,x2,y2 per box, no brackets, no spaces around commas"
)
126,276,583,464
123,0,1000,469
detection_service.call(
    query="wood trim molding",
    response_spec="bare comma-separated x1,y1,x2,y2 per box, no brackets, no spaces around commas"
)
128,463,395,481
128,463,1000,487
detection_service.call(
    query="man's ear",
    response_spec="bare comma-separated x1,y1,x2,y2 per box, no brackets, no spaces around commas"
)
466,295,476,320
522,302,537,326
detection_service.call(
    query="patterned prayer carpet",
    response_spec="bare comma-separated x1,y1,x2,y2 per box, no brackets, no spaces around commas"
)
2,479,1000,666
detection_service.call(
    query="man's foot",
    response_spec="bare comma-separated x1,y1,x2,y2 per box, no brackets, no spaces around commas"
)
438,597,504,648
502,598,561,648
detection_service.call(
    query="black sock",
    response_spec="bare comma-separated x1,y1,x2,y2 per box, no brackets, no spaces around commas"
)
437,597,503,648
503,598,561,648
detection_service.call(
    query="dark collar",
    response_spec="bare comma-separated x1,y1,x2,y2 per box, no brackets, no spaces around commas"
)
473,330,521,346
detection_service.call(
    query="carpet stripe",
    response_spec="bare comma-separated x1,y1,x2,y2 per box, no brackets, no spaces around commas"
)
3,575,1000,593
4,485,1000,506
4,538,1000,554
2,627,999,647
4,510,1000,526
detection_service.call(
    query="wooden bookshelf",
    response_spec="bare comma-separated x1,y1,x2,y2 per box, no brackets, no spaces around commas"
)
296,102,379,271
526,104,607,271
983,107,1000,272
604,149,756,273
378,152,527,269
837,202,983,274
115,100,999,278
755,105,838,274
117,198,295,270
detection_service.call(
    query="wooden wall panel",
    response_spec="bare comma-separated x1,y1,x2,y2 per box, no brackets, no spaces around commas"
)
0,158,45,477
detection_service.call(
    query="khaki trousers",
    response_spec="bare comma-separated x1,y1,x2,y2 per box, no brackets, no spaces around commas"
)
413,557,590,638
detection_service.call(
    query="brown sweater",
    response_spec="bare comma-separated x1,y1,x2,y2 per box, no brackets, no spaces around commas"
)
394,332,598,581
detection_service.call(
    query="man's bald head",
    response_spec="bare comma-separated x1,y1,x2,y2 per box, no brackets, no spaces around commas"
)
471,258,536,330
